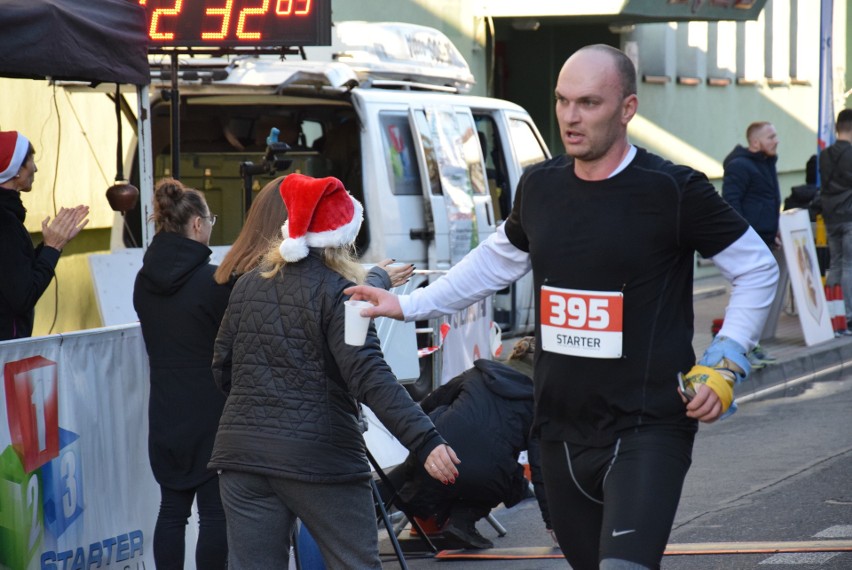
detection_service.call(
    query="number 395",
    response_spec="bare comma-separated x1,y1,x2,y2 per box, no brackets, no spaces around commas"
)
548,295,610,329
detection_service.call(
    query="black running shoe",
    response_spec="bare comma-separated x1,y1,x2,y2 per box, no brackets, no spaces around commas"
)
442,518,494,550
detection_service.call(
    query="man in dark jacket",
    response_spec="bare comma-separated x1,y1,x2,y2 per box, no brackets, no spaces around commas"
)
819,109,852,332
722,122,781,248
722,121,786,350
0,130,89,341
387,342,551,550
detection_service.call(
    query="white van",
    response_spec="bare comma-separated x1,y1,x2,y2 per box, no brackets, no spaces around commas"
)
120,22,551,397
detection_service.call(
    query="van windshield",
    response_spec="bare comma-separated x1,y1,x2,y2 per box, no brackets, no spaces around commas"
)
129,103,365,250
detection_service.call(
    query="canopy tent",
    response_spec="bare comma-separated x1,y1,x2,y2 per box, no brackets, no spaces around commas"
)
0,0,149,86
0,0,156,245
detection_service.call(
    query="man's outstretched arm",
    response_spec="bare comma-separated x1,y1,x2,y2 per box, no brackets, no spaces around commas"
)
345,224,531,321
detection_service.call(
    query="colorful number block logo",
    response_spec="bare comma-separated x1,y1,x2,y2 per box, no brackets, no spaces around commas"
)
2,356,87,569
5,356,59,473
0,445,43,570
42,429,84,542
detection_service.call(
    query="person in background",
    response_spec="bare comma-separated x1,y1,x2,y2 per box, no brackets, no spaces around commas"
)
213,177,412,289
0,130,89,341
722,122,781,248
209,174,458,570
345,45,778,569
818,109,852,334
133,178,230,570
385,336,552,550
783,155,818,218
722,121,784,360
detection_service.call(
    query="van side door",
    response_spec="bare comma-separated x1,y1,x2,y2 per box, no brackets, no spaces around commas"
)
407,105,495,277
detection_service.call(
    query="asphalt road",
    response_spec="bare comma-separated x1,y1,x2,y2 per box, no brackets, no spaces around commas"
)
375,372,852,569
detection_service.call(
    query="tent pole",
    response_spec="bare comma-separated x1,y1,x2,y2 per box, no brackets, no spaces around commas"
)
169,51,181,179
137,85,155,248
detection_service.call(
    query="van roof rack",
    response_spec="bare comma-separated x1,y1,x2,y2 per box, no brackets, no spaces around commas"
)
327,21,475,93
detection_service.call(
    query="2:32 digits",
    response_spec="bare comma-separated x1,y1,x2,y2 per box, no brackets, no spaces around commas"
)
139,0,313,41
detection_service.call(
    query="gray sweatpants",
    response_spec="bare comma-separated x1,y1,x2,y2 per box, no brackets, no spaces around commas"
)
219,470,381,570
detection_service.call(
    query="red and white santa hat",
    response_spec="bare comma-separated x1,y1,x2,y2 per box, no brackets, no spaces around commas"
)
0,131,30,185
278,173,363,262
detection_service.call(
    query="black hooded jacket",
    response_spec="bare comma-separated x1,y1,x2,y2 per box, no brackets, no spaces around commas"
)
133,231,232,489
0,189,61,341
395,359,550,527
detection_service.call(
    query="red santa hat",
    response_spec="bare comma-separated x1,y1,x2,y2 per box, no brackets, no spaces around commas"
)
278,173,363,262
0,131,30,185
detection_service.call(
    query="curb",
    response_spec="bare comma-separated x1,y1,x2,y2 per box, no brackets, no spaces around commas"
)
738,337,852,404
693,285,726,301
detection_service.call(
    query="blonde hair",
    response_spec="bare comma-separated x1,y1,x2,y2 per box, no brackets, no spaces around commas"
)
259,241,366,284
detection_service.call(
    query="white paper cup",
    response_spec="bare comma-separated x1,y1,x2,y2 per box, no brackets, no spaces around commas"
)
344,300,372,346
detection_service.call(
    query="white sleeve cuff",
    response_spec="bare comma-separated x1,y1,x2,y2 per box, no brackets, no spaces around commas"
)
711,227,780,350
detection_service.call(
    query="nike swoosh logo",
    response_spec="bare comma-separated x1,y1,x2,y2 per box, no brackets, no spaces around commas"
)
612,529,636,537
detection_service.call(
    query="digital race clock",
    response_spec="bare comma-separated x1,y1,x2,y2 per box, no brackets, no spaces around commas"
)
138,0,331,49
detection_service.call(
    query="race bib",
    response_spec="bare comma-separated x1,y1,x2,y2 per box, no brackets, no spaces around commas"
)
540,286,623,358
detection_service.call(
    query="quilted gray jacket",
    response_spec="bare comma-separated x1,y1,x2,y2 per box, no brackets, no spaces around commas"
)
209,250,445,482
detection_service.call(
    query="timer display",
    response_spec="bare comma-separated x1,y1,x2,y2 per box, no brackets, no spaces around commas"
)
138,0,331,48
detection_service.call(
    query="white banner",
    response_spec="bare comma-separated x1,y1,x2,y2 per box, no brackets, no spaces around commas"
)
0,325,158,570
439,297,493,384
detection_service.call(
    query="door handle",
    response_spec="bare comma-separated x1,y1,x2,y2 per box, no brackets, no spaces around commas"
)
409,228,435,241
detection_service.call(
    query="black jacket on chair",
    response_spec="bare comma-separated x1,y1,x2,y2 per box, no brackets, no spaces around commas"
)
394,359,550,527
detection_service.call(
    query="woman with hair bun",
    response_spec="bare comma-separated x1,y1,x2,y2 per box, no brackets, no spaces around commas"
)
133,178,230,569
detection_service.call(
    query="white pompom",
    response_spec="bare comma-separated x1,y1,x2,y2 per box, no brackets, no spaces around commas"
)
279,237,309,262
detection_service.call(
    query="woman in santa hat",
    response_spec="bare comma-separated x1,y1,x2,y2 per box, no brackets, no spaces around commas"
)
212,176,414,289
0,130,88,341
209,173,459,569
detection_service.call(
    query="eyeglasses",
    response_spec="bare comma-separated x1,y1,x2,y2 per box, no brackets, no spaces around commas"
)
203,214,218,226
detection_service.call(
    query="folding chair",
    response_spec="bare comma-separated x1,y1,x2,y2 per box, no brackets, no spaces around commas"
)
366,449,438,560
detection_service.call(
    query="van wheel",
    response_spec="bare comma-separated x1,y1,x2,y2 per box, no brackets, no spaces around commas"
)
404,357,433,402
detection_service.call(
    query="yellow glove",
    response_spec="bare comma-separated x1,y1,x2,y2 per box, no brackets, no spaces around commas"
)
682,364,735,413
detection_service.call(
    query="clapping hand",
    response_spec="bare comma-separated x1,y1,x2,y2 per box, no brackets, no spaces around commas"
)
42,205,89,251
